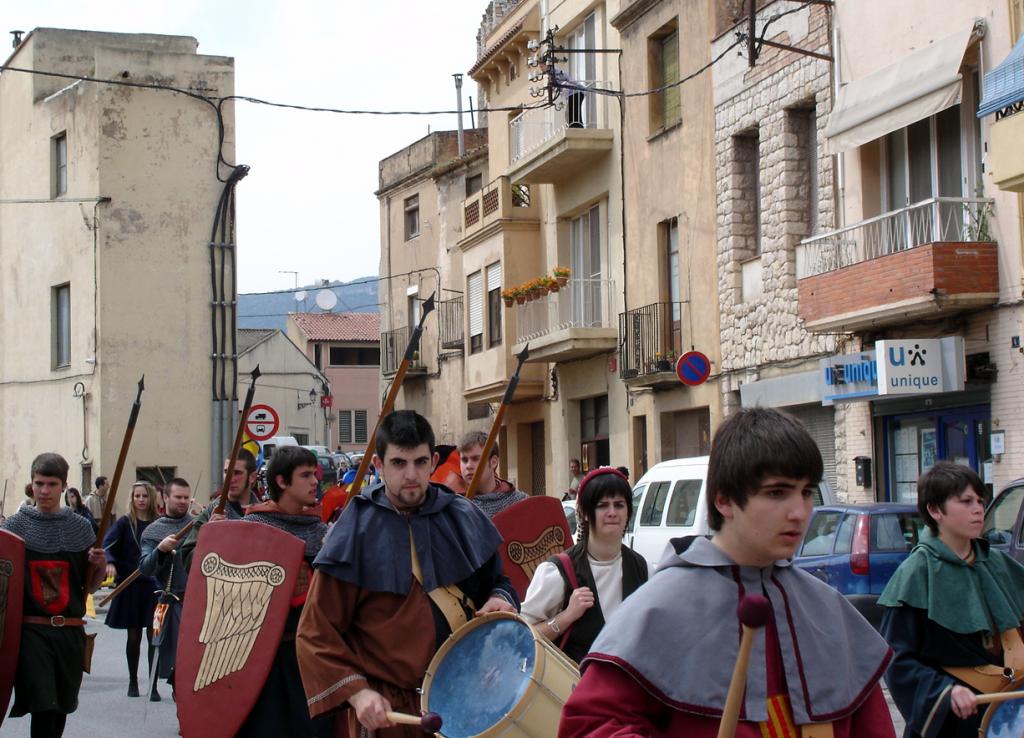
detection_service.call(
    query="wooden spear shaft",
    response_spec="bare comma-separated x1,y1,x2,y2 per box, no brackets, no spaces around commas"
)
213,366,261,515
466,344,530,499
343,294,436,508
94,376,146,547
97,518,197,607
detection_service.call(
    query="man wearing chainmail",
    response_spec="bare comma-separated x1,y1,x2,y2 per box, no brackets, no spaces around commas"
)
139,478,195,700
238,446,330,737
2,453,107,738
459,431,528,517
180,449,259,572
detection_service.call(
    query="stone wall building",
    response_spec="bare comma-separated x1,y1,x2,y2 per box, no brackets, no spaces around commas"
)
0,28,235,510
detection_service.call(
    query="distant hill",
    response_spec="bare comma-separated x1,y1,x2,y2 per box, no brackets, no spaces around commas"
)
239,277,379,330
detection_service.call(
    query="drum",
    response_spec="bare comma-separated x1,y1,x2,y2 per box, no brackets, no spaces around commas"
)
421,612,580,738
980,696,1024,737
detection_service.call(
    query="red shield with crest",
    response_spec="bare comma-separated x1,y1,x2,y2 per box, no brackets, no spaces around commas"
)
175,521,304,738
0,530,26,728
492,496,572,600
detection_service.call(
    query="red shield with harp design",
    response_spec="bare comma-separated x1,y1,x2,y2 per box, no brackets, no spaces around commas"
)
0,529,26,728
492,496,572,600
175,521,303,738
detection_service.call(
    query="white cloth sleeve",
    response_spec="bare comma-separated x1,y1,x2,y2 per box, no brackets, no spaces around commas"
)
520,561,568,625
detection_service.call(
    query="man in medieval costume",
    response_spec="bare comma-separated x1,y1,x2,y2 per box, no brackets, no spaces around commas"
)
2,453,107,738
180,449,259,571
458,431,528,517
558,408,896,737
236,445,331,737
138,477,195,700
296,410,519,737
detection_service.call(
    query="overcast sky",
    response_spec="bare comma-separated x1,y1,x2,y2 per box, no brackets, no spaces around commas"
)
6,0,489,292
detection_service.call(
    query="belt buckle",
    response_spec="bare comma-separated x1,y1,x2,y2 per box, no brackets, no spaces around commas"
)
50,615,66,627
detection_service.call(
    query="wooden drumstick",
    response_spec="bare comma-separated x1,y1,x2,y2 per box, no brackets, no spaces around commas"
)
975,690,1024,705
717,595,772,738
385,711,443,734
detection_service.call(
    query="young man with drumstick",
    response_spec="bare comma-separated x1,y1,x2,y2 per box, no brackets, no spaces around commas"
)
879,462,1024,737
296,411,519,737
559,408,896,737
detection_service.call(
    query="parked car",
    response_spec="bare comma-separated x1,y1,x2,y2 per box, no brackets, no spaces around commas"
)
262,435,299,460
981,477,1024,563
627,457,836,569
792,503,924,628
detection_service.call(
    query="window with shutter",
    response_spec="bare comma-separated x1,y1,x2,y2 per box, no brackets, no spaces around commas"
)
486,262,503,348
468,271,484,354
339,410,353,444
354,410,368,444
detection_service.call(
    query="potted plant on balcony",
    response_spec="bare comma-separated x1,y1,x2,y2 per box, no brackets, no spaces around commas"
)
538,277,550,297
546,276,560,294
502,289,515,308
655,351,672,373
513,286,527,305
553,266,570,286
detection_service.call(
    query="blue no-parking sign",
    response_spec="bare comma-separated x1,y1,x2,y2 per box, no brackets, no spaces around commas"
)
676,351,711,386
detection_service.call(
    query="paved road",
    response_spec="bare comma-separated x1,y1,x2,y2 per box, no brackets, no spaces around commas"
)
3,596,180,738
4,595,909,737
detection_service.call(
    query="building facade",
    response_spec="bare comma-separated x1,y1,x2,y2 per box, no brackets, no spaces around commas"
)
286,312,381,453
0,28,235,509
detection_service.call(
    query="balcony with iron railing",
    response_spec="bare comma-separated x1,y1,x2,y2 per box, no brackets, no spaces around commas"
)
438,297,464,350
507,81,615,185
618,302,687,388
460,176,540,250
380,326,428,378
796,197,999,332
511,277,618,363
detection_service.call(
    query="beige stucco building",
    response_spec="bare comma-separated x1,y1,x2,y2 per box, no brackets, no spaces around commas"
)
0,28,235,511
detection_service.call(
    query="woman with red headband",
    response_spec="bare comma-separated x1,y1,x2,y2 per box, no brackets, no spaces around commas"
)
520,467,651,663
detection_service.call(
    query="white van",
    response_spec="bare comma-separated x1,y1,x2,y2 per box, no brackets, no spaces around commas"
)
626,457,835,569
262,435,299,460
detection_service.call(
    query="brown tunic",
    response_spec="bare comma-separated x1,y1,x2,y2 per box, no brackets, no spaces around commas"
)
296,569,438,737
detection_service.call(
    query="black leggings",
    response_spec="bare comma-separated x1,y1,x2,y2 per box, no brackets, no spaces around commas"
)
125,626,155,681
30,711,67,738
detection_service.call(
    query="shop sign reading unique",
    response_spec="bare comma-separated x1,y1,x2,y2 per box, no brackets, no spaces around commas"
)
876,339,944,395
819,351,878,405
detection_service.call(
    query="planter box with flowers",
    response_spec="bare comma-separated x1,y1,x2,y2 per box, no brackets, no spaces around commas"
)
502,269,572,310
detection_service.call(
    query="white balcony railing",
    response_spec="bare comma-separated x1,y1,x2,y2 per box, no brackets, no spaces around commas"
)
796,197,995,278
515,278,615,343
509,81,611,164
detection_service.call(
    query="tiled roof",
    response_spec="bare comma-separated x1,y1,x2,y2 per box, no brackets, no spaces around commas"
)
469,18,525,76
290,312,380,342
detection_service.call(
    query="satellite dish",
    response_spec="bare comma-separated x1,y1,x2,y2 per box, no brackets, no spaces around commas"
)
315,289,338,311
295,290,307,301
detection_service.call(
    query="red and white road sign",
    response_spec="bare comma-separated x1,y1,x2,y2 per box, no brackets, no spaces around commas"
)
246,404,280,442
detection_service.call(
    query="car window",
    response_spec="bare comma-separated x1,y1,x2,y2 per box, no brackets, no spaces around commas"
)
872,513,924,552
799,511,843,556
640,481,671,526
665,480,702,527
833,513,855,554
626,486,645,534
983,484,1024,546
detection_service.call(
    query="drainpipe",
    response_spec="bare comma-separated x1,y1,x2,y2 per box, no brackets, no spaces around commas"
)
831,9,845,229
454,74,465,155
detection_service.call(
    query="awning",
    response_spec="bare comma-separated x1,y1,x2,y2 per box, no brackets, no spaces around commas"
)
978,33,1024,118
824,23,980,154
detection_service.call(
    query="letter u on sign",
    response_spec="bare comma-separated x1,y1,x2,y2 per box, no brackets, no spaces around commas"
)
888,347,906,366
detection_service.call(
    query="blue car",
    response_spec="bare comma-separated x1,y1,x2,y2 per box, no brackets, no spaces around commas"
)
792,503,925,628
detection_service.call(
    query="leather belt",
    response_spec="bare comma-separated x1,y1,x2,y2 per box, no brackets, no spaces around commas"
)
23,615,86,628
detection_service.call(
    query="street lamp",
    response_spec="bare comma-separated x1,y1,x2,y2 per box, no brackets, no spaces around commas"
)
297,388,317,410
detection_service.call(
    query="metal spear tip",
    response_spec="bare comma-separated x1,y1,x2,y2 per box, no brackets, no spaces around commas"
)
516,343,531,365
136,375,146,396
251,365,262,381
420,292,437,318
737,594,771,629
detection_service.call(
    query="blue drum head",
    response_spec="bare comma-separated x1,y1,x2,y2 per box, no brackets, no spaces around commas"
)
986,697,1024,737
427,618,536,738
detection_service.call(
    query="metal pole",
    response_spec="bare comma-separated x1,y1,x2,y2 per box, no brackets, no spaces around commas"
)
453,74,465,156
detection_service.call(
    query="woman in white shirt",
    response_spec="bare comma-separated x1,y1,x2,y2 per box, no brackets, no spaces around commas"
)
521,467,651,663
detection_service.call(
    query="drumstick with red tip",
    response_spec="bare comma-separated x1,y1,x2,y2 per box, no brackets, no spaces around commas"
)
717,594,772,738
386,711,443,734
